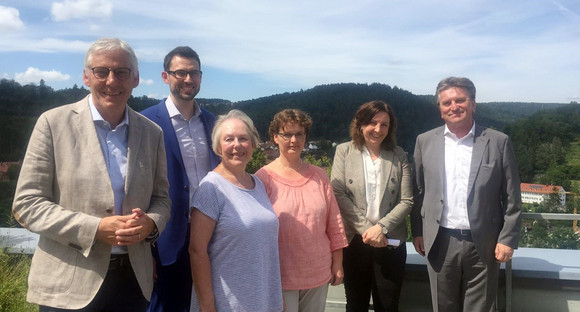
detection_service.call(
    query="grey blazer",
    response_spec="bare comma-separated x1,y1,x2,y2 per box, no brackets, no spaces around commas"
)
410,125,522,263
12,96,171,309
331,141,413,243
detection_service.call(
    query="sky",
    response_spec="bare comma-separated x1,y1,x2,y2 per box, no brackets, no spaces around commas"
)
0,0,579,103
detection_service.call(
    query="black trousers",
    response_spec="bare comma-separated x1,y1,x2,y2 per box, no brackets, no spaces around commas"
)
39,254,147,312
343,234,406,312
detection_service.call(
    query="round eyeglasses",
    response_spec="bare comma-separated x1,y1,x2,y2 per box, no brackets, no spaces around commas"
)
90,67,132,81
166,70,203,80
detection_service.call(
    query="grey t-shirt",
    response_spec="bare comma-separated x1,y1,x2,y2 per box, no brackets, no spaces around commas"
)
190,172,283,312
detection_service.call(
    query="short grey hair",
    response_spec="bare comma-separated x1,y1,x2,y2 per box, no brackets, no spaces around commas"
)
84,38,138,75
436,77,476,105
211,109,260,156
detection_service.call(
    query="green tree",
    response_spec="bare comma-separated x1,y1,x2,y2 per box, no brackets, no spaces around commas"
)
246,149,267,174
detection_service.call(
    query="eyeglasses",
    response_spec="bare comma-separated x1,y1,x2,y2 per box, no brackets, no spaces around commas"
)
166,70,203,80
90,67,132,81
277,132,305,140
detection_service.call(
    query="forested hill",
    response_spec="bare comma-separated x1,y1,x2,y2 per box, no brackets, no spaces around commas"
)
235,83,441,153
0,78,570,162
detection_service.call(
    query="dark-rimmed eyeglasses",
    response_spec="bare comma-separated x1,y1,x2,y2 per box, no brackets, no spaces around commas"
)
90,67,132,81
277,132,305,140
166,70,203,80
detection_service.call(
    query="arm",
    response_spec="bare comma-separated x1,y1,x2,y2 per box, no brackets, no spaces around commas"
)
377,148,414,233
330,249,344,286
496,136,522,261
189,209,218,312
12,114,102,256
330,144,373,235
410,137,426,255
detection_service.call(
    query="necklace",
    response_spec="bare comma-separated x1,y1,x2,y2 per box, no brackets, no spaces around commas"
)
277,158,304,171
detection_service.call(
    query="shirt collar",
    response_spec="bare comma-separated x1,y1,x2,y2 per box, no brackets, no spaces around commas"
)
165,96,200,120
88,95,129,128
444,122,475,140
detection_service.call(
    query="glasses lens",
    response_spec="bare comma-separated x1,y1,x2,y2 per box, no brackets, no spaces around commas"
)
114,68,131,80
173,70,188,79
92,67,110,79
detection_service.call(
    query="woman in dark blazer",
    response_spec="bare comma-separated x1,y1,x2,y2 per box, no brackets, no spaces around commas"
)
330,100,413,312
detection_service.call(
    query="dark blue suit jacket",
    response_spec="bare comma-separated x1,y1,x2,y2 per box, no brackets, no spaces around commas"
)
141,99,220,265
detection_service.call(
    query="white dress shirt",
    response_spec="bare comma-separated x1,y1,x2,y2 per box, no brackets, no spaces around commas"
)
362,146,382,224
165,97,211,206
441,123,475,229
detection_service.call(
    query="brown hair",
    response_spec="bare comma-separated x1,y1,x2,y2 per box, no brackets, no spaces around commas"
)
268,109,313,145
349,100,398,151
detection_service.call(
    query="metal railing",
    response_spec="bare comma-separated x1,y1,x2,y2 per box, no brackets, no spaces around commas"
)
503,212,580,312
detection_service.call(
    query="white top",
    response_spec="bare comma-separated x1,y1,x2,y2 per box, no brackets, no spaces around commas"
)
362,146,382,224
441,123,475,229
165,97,211,206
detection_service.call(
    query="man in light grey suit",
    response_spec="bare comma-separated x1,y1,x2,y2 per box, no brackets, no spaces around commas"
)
410,77,522,312
12,38,170,311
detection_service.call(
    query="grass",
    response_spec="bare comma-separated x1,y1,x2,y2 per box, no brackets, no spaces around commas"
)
0,250,37,312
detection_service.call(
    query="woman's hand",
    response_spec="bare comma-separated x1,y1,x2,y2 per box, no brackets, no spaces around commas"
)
330,249,344,286
362,224,388,248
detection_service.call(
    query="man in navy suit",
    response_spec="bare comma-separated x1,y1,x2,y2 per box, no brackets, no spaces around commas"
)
142,46,220,312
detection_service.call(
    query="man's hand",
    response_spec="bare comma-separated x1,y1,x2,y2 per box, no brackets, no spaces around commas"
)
115,208,156,246
495,243,514,263
96,214,137,246
362,224,387,248
413,236,425,256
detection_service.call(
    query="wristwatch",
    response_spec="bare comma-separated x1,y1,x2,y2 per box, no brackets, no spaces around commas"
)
379,223,388,236
145,226,159,243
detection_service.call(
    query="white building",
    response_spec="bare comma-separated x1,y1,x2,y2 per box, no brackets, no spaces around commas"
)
520,183,566,207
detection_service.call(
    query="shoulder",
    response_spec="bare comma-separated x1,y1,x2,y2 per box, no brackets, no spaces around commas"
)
140,99,165,116
200,106,217,122
335,141,356,153
391,145,409,160
478,125,509,141
418,126,444,140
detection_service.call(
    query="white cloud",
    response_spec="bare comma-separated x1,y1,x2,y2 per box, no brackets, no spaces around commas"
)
51,0,113,22
140,78,154,86
14,67,71,85
1,73,11,79
0,6,24,31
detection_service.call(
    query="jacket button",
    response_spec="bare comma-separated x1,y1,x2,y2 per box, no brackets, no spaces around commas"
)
348,179,353,184
105,208,113,214
184,185,189,191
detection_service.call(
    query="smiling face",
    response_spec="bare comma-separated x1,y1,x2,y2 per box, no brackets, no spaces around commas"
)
361,111,390,152
83,49,139,117
274,122,306,159
218,118,255,170
438,86,476,135
162,55,201,104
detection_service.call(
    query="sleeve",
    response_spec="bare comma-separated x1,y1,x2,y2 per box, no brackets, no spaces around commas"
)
410,136,425,238
323,171,349,251
378,148,414,232
12,114,101,257
191,178,223,222
497,136,522,249
330,143,373,235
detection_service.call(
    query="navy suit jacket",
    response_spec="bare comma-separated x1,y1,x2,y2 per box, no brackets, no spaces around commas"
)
141,99,220,265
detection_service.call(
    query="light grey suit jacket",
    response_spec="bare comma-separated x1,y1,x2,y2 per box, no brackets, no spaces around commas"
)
12,96,171,309
331,141,413,243
410,125,522,263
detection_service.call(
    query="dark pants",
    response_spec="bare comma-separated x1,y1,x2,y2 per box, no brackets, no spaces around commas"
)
147,232,192,312
427,227,499,312
39,254,147,312
343,234,407,312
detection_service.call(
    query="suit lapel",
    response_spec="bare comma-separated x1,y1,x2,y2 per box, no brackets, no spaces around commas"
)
157,101,186,171
349,147,367,210
379,149,394,207
434,127,446,188
72,97,111,187
468,125,489,197
125,108,143,205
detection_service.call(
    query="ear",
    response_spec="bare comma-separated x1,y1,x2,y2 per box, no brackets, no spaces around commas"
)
161,71,170,84
82,69,91,87
132,71,140,88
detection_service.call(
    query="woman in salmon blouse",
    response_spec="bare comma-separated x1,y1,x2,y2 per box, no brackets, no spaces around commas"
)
255,109,348,312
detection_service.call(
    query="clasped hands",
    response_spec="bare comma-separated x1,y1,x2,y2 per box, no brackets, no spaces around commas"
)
96,208,155,246
362,224,388,248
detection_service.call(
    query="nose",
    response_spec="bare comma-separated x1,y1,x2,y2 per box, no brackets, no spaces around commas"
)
105,71,117,84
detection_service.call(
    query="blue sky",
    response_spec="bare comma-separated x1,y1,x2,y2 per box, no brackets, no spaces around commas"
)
1,0,579,103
